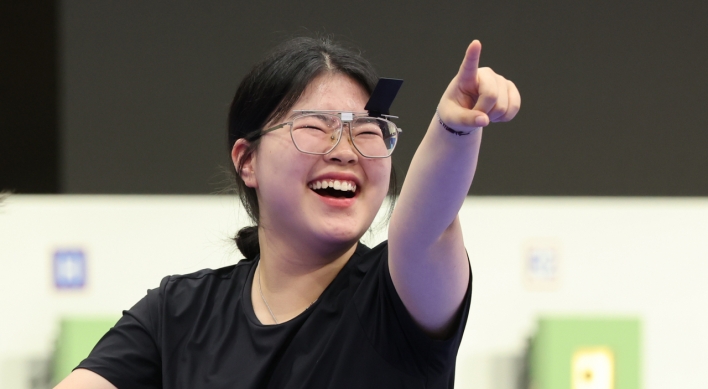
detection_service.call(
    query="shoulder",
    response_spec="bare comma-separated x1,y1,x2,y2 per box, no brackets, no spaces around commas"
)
154,260,255,303
164,261,243,283
351,240,388,271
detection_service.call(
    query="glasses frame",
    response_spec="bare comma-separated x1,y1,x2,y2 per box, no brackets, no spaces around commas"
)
247,110,402,159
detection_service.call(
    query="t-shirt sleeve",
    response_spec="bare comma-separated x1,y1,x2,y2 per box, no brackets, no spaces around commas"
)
75,277,168,389
355,242,472,384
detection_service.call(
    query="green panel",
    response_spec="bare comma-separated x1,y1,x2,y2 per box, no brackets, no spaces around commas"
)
530,316,641,389
51,316,118,385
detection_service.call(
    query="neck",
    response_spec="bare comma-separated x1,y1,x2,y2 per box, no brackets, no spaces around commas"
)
252,226,358,324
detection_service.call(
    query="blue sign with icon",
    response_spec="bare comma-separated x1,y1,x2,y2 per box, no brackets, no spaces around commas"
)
53,249,87,289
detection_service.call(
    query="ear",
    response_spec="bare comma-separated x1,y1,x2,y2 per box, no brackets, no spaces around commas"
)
231,139,258,188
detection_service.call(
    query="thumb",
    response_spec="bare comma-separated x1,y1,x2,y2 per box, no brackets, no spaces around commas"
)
440,104,489,130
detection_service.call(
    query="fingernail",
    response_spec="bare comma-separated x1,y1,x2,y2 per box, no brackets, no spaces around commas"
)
475,116,487,126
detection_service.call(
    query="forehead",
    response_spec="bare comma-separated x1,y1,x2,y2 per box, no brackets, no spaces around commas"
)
292,73,370,112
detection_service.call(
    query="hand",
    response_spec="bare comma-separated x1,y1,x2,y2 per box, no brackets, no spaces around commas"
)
437,40,521,132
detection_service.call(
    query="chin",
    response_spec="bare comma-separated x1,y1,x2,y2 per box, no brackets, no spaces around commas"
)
313,220,367,246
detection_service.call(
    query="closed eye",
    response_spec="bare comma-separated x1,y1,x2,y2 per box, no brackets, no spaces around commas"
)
356,131,383,137
296,125,328,132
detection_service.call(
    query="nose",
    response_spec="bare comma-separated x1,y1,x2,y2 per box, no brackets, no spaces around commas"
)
325,124,358,164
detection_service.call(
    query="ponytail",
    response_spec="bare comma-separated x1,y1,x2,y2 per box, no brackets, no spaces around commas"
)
234,225,260,261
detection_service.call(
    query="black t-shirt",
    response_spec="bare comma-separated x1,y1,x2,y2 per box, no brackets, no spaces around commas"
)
77,241,472,388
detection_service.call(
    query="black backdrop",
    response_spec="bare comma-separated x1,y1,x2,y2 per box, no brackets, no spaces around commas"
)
2,0,707,195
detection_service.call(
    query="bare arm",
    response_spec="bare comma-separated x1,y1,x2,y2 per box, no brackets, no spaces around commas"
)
54,369,117,389
388,40,521,337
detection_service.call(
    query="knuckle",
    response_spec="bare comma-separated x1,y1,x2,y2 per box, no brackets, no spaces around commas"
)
483,91,499,105
510,100,521,113
507,80,519,95
489,108,506,122
502,106,521,122
479,67,493,74
496,101,509,114
499,113,513,122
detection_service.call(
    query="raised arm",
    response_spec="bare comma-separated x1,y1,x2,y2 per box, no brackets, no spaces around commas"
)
388,40,520,337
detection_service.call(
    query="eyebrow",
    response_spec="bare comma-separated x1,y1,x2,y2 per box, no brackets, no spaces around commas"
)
272,111,321,125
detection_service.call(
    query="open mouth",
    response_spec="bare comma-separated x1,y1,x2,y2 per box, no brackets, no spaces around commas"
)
308,180,357,199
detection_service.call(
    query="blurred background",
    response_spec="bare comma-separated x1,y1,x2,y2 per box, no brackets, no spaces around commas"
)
1,0,706,388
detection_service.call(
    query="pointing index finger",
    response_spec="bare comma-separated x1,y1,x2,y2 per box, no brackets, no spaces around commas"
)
458,40,482,89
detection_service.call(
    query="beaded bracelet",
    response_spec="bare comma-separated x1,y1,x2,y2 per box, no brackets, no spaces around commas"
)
436,110,473,136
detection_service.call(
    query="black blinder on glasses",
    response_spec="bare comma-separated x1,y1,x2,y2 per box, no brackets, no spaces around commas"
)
365,78,403,118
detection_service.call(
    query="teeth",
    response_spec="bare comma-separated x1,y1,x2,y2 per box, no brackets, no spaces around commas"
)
308,179,357,192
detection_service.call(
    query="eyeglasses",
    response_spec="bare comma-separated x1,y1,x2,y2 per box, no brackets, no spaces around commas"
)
247,110,402,158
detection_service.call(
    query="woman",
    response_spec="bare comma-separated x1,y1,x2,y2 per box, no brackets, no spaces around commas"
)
56,36,520,388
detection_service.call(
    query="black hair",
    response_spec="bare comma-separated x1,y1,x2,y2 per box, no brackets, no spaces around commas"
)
228,36,398,260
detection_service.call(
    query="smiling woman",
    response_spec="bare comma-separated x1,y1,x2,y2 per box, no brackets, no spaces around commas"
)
228,38,399,264
55,36,520,388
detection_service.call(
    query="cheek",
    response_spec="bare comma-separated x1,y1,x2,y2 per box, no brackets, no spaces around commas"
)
258,136,306,173
253,143,292,190
255,139,321,203
366,160,392,196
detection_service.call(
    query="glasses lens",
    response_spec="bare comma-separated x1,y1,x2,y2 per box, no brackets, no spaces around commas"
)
291,114,341,154
351,117,398,157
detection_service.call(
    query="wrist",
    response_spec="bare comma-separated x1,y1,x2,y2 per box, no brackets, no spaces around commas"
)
436,110,478,136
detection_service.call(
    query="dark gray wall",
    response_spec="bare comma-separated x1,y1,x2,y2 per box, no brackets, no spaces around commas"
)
1,1,58,193
6,0,708,195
